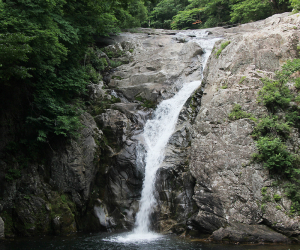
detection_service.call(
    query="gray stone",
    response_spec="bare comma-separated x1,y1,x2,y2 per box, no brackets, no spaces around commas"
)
212,223,290,243
50,112,101,206
0,217,4,238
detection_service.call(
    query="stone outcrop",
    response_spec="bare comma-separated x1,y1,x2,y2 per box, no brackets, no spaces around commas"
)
0,112,103,236
182,13,300,242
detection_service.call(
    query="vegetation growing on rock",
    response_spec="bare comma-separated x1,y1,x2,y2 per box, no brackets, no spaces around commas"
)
252,55,300,214
228,104,256,121
215,41,231,58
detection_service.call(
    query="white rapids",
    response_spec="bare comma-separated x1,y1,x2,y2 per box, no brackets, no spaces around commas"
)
105,31,220,243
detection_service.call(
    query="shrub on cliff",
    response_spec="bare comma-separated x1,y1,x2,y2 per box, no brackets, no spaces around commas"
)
253,57,300,214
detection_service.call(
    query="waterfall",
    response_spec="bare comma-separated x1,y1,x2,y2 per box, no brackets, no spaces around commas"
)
133,80,202,233
105,32,220,242
133,33,220,236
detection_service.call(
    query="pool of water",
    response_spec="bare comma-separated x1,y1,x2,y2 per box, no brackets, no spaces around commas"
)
1,232,299,250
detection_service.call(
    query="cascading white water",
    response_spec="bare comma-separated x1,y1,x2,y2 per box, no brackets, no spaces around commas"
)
133,32,220,237
105,32,220,243
133,80,202,233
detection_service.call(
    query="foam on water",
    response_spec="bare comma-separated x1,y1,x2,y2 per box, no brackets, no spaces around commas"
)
103,232,163,243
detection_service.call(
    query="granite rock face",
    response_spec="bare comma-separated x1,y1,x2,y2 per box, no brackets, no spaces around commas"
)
185,13,300,241
0,112,102,236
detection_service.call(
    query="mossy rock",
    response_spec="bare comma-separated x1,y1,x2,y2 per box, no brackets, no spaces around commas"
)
50,193,77,235
1,211,14,237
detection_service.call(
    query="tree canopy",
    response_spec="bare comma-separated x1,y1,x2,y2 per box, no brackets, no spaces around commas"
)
150,0,295,30
0,0,150,145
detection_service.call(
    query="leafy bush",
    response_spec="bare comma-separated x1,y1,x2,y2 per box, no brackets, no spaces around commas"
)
253,137,293,173
252,58,300,214
171,8,203,30
228,104,256,121
257,78,291,112
230,0,273,24
290,0,300,12
251,116,291,139
277,59,300,80
273,194,282,202
109,60,124,68
150,0,189,29
85,64,102,84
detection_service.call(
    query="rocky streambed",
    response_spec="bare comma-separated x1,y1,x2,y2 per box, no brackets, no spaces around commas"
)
1,12,300,244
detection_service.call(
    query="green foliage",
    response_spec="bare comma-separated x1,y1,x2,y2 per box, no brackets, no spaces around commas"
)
228,104,256,121
150,0,189,29
295,77,300,89
221,83,228,89
252,116,291,140
151,0,292,30
0,0,150,147
85,47,108,72
5,168,21,181
261,187,268,195
257,78,292,112
112,76,123,80
273,194,282,202
277,59,300,81
171,8,203,30
110,60,124,68
252,59,300,214
290,0,300,12
114,0,149,28
102,47,125,59
261,187,272,202
286,107,300,130
230,0,273,24
216,41,231,58
253,137,293,173
0,33,33,81
239,76,246,84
